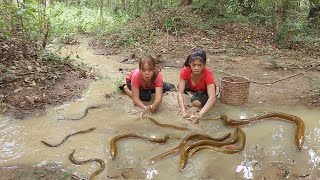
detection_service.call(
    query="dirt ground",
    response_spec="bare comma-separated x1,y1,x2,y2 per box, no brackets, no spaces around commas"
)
0,20,319,179
92,21,320,108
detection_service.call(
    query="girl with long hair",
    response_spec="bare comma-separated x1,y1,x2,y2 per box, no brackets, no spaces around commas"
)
120,56,175,112
177,49,216,123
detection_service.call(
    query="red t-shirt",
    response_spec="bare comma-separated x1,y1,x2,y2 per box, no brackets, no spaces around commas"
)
126,68,163,90
180,67,215,91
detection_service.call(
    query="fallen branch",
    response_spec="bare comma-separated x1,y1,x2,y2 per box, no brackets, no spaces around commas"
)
222,63,320,85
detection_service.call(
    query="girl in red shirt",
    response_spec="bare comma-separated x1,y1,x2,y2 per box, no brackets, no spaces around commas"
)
119,56,175,112
177,49,216,124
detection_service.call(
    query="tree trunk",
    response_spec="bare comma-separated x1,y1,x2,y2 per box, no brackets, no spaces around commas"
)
16,0,27,57
121,0,125,11
274,0,289,36
179,0,192,6
99,0,104,29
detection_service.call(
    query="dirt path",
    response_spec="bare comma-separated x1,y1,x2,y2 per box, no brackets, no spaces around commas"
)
95,43,320,109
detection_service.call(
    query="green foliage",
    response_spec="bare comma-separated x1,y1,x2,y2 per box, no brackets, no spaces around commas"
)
0,3,7,30
114,78,123,93
193,0,223,16
166,16,190,35
47,2,129,37
38,49,73,63
206,14,248,26
58,171,70,180
0,0,318,53
247,12,271,25
123,0,179,17
277,9,313,49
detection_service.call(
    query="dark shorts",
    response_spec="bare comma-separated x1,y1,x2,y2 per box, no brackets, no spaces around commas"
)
184,88,209,107
119,82,176,102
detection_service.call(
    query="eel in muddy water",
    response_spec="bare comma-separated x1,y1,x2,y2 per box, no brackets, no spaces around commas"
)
188,127,246,156
219,112,305,150
57,105,101,120
69,149,105,180
109,133,170,160
41,127,96,147
178,128,242,171
141,107,188,131
143,117,189,131
147,131,232,164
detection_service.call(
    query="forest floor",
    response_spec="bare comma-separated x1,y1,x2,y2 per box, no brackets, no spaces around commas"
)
0,10,320,179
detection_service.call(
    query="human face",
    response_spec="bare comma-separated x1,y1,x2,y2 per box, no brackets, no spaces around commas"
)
190,59,204,75
140,63,154,82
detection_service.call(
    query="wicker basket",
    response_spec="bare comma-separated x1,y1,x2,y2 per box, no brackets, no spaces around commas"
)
220,76,250,105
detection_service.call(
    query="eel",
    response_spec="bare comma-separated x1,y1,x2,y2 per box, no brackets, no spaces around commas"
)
219,112,305,150
141,107,188,131
109,134,170,160
144,117,188,131
58,105,101,120
69,149,105,180
147,132,232,164
189,127,246,156
41,127,96,147
178,128,240,171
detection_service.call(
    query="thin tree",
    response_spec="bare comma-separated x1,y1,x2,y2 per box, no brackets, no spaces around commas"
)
121,0,125,11
99,0,104,30
16,0,27,56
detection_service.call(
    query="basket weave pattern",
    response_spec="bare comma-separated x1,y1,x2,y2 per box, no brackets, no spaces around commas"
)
220,76,250,105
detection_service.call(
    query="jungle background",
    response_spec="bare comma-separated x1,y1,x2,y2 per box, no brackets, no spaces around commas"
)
0,0,320,178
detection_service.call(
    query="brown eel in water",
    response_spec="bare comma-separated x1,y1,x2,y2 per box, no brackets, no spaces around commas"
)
189,127,246,157
141,107,188,131
147,132,232,164
109,134,170,160
41,127,96,147
144,117,189,131
69,149,105,180
219,112,305,150
57,105,101,120
178,128,241,171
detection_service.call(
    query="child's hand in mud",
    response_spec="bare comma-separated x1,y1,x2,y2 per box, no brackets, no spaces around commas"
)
179,108,190,118
187,112,202,124
141,105,152,119
181,111,190,118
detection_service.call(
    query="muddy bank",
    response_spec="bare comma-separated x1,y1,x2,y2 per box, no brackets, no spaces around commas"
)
0,37,93,119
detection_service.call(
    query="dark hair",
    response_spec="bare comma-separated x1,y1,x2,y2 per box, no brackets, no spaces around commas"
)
139,55,161,82
183,49,207,67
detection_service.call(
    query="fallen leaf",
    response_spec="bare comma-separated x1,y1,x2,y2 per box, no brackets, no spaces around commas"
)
31,80,36,86
14,87,23,93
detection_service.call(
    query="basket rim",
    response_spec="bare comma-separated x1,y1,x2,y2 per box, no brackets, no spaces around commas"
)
221,76,250,84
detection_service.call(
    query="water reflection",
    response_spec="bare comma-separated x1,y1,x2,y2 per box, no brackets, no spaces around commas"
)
309,149,320,167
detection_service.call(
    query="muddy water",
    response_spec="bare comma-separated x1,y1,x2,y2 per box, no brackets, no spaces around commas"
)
1,41,320,179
